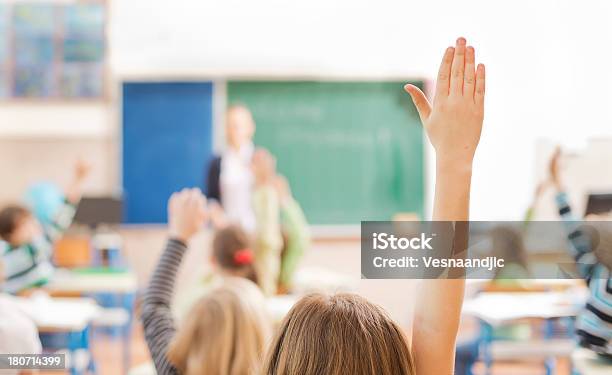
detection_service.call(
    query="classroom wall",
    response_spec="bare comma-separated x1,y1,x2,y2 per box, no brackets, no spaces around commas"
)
535,138,612,219
0,135,119,205
2,0,612,220
110,0,612,220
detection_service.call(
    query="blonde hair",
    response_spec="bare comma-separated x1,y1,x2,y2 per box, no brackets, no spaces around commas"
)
167,278,271,375
263,293,415,375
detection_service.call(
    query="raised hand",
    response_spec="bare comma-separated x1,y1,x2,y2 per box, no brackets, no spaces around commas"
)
74,158,92,182
65,158,92,203
405,37,485,166
408,39,486,375
549,146,562,189
168,188,207,243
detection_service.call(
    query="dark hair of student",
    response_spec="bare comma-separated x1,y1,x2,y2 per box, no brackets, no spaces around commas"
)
212,225,258,284
0,205,31,241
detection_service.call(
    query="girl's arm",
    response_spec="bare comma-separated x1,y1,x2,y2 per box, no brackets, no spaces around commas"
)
405,37,485,375
549,148,598,278
141,188,207,375
64,159,91,205
141,238,186,375
44,159,91,241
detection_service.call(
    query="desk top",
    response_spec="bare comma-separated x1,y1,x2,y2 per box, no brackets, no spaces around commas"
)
14,295,99,332
46,268,138,294
462,290,588,326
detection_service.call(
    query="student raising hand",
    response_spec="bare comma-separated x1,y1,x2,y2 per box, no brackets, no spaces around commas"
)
168,188,208,243
405,37,486,375
143,188,270,375
263,38,485,375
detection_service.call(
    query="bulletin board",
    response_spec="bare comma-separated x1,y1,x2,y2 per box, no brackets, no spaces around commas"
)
0,1,106,99
122,82,214,224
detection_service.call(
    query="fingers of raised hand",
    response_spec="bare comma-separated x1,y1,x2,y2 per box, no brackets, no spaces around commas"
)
404,84,432,121
436,38,485,107
475,63,485,106
464,46,476,98
450,37,467,96
434,47,455,101
170,188,205,213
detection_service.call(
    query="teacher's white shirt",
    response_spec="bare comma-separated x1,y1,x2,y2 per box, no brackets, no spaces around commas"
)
220,142,256,232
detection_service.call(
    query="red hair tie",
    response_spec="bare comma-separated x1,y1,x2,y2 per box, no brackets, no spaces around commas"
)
233,248,253,265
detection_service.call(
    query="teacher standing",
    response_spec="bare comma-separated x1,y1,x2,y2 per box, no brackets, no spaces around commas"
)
205,105,257,232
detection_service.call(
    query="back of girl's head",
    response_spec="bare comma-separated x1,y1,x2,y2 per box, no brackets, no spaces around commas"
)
212,225,258,284
168,277,271,375
263,293,414,375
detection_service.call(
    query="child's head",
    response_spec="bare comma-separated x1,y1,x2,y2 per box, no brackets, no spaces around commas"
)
0,205,41,246
263,293,414,375
490,226,528,273
212,225,258,284
226,105,256,150
168,277,270,375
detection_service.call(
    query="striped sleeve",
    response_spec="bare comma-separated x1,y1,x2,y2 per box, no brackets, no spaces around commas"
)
555,192,598,279
1,238,54,293
575,267,612,355
141,238,187,375
43,199,77,242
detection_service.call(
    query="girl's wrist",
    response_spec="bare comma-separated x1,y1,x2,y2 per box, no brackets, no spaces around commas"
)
436,156,474,176
168,229,189,244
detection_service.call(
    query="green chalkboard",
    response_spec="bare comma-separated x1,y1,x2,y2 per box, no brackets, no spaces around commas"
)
227,81,425,225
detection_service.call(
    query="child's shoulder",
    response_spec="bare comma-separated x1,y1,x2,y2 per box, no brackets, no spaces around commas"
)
0,240,9,254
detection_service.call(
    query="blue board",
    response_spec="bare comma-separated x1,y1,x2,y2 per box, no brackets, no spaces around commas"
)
122,82,213,223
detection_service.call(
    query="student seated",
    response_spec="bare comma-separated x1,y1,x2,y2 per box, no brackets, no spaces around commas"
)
264,37,485,375
174,175,308,319
0,161,89,293
141,189,271,375
173,224,258,321
549,148,612,359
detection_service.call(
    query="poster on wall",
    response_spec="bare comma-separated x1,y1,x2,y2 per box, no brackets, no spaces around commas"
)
5,1,106,100
0,4,8,98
